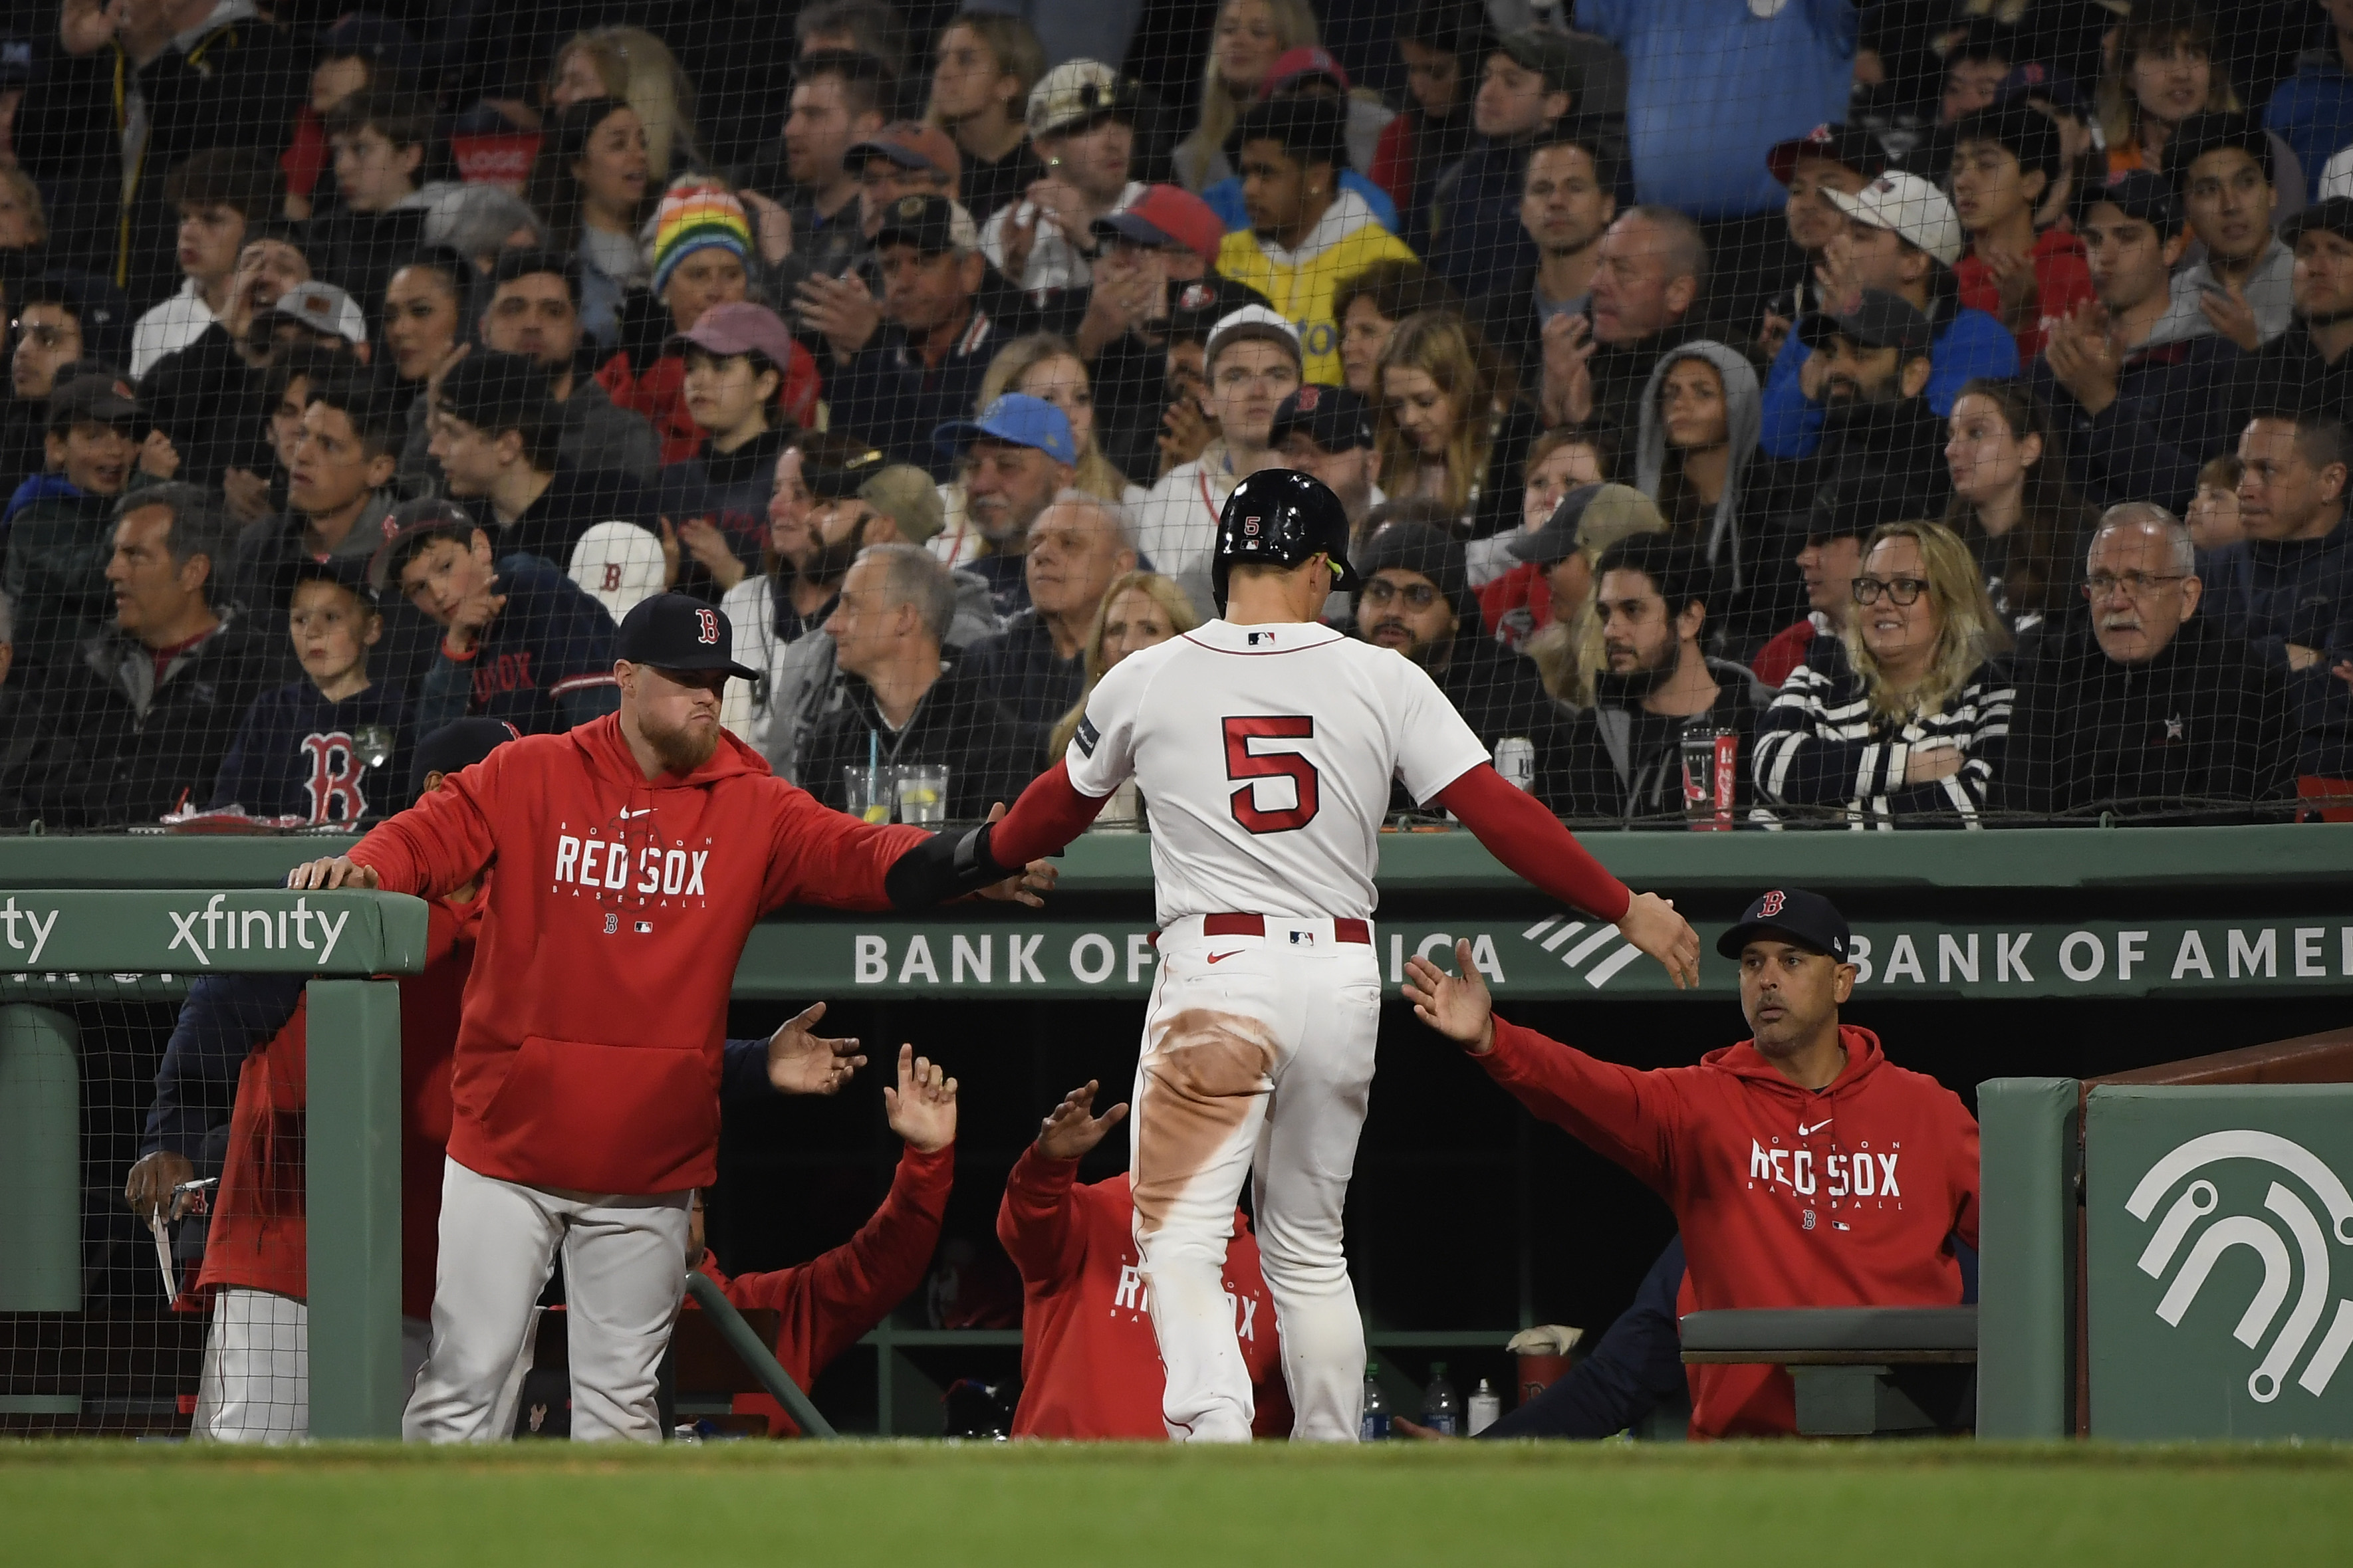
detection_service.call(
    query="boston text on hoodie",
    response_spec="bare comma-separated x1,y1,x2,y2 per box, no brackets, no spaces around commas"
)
346,714,933,1192
1475,1016,1979,1438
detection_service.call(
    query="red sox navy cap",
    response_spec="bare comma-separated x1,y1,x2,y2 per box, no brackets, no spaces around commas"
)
616,592,759,681
1717,887,1851,962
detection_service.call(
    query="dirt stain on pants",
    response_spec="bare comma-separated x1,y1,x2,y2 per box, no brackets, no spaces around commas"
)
1132,1008,1275,1240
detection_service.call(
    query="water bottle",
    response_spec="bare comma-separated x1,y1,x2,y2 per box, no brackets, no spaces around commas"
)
1467,1377,1501,1436
1360,1362,1389,1441
1420,1361,1461,1436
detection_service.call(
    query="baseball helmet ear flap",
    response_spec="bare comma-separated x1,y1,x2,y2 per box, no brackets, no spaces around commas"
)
1210,469,1358,612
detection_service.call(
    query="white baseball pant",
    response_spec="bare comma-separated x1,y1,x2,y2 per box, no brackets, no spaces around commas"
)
190,1298,526,1442
403,1156,689,1443
1131,914,1381,1442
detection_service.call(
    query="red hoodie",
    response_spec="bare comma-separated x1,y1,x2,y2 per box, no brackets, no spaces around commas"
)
1954,227,2094,361
195,888,485,1321
997,1149,1290,1440
691,1141,953,1436
1477,1018,1979,1438
348,715,928,1193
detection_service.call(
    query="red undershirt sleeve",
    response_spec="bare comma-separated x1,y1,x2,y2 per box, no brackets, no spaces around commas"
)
1433,763,1632,923
988,759,1108,868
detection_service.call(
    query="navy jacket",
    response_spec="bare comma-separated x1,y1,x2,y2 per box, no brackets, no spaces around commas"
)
960,610,1082,730
1424,134,1540,301
2199,524,2353,776
1481,1237,1689,1440
500,464,657,578
416,554,620,735
651,425,794,597
208,678,410,825
827,302,1039,480
2028,332,2245,513
140,974,307,1159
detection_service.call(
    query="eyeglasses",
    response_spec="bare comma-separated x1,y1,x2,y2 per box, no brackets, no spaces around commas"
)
2083,572,2189,598
1852,576,1929,606
1360,579,1439,608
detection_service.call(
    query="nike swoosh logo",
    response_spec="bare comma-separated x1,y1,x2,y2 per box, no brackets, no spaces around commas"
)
1798,1119,1833,1137
620,808,655,819
1207,950,1245,963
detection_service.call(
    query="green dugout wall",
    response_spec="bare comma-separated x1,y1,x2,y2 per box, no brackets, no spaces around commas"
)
6,824,2353,1437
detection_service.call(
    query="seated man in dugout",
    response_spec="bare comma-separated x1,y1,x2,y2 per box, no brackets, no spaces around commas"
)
687,1041,958,1436
1406,889,1979,1439
996,1077,1291,1439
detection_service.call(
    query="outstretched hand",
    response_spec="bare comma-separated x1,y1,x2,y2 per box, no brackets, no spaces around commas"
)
1402,938,1495,1056
1618,891,1701,989
766,1002,868,1095
883,1043,957,1153
1035,1078,1128,1161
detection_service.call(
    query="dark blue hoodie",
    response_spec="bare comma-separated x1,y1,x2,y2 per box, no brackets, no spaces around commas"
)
2200,523,2353,775
208,677,410,824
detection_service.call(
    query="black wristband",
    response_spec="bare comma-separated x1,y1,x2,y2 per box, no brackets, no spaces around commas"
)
883,820,1011,911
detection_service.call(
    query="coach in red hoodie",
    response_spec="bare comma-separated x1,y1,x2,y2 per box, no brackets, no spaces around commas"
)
1404,888,1979,1440
287,592,1051,1443
997,1079,1291,1440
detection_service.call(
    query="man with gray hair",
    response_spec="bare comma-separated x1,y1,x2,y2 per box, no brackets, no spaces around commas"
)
1544,205,1711,435
2004,502,2291,822
963,491,1139,730
799,542,1040,821
5,485,279,828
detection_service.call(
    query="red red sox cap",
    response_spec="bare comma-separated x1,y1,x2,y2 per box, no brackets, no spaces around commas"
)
1717,887,1850,962
616,592,759,681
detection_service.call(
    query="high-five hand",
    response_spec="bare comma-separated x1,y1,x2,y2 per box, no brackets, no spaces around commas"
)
882,1044,957,1153
1402,938,1495,1056
765,1002,867,1094
1035,1079,1128,1160
1618,891,1701,989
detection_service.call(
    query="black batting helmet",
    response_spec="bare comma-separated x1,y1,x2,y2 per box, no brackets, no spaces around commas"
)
1211,469,1358,611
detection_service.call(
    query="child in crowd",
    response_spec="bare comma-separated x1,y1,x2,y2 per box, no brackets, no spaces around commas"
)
209,558,406,824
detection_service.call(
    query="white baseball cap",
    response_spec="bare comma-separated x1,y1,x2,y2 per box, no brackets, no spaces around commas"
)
1205,304,1302,371
269,280,368,345
1027,59,1130,140
1824,171,1965,270
567,522,668,623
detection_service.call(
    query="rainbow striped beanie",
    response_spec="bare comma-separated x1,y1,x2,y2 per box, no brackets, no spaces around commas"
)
650,179,752,294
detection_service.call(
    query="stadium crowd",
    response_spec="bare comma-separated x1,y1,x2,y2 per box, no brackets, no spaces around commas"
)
57,0,2353,1446
0,0,2346,834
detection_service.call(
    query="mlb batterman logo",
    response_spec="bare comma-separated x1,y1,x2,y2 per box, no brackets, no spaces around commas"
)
2126,1131,2353,1402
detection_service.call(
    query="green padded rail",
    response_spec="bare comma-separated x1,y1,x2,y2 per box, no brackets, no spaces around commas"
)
0,889,428,976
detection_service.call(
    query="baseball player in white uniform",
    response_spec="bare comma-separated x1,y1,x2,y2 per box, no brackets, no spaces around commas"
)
894,470,1700,1441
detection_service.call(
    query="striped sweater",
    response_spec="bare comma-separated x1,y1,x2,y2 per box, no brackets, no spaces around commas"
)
1752,637,2014,830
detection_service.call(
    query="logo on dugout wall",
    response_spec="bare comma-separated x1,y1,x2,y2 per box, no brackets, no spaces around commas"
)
2126,1131,2353,1402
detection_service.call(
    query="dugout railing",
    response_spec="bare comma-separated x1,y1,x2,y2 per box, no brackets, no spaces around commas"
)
8,824,2353,1438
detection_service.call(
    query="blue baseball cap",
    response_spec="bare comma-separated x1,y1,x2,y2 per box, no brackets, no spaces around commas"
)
932,393,1077,466
1717,887,1851,962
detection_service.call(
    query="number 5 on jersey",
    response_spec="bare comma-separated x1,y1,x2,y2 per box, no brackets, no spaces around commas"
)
1224,716,1319,834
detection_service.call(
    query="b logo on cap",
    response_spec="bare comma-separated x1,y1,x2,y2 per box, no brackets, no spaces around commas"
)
695,608,719,645
1295,386,1320,411
1759,889,1787,917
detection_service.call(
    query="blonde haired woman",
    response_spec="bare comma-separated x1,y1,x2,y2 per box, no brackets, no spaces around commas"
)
1047,571,1199,823
979,334,1144,503
1753,520,2015,828
1172,0,1320,192
549,26,705,182
1372,310,1537,567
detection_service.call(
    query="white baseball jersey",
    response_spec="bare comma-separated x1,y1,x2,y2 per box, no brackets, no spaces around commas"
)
1064,619,1489,926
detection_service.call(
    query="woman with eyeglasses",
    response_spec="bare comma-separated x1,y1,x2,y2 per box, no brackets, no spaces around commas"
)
1753,519,2015,828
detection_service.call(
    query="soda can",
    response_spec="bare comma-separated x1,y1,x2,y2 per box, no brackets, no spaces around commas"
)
1493,735,1536,792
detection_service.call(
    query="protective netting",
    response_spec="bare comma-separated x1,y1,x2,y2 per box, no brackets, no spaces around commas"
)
0,0,2348,1437
0,1,2333,836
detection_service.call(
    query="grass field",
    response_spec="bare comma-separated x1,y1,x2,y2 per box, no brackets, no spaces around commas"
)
3,1441,2350,1567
